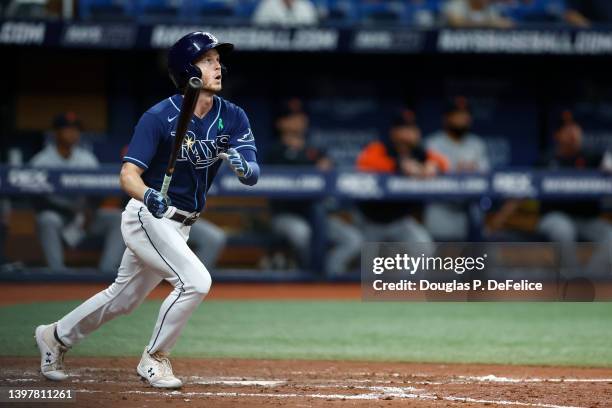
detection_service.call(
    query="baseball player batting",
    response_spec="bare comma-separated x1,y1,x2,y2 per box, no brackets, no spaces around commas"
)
34,31,259,389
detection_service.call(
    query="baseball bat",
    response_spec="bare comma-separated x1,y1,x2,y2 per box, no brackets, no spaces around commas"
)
160,77,203,197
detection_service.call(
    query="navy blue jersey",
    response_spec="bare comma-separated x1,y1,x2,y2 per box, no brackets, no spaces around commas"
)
124,94,257,212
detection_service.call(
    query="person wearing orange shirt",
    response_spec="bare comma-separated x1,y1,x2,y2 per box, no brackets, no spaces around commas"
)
356,110,449,244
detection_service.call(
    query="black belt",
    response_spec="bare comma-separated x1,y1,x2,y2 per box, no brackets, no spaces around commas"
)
169,212,199,226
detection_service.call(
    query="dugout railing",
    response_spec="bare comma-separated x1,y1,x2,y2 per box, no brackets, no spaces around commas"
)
0,165,610,281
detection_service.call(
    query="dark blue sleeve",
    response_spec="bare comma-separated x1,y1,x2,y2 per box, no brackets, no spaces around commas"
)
123,113,162,170
228,107,257,154
238,140,259,186
241,149,258,163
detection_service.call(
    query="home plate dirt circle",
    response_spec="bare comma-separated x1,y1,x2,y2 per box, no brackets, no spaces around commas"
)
2,357,611,407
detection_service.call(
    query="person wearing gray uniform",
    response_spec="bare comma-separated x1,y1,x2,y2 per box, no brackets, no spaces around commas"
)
266,99,363,275
537,112,612,278
30,113,124,272
424,97,490,241
188,218,227,268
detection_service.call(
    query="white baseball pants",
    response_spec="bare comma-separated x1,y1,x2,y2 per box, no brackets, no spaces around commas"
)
56,198,212,354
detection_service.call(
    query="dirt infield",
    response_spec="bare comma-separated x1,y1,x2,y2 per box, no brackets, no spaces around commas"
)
1,357,611,407
2,283,611,407
0,282,362,305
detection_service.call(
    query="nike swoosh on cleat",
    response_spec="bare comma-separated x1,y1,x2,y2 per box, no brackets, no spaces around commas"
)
168,115,178,122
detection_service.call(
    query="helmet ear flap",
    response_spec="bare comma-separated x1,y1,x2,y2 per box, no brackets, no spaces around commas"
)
187,63,202,82
178,63,202,92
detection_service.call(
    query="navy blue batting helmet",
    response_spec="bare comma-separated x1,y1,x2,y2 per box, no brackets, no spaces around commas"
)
167,31,234,91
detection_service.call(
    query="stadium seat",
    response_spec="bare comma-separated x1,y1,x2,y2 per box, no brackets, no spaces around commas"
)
79,0,134,21
401,0,441,27
179,0,238,24
314,0,358,26
233,0,258,20
357,0,405,25
4,0,50,19
499,0,566,24
134,0,180,23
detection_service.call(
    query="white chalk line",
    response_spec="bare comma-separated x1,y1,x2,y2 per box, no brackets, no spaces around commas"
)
4,371,611,387
2,372,604,407
71,387,584,408
458,375,612,384
191,379,286,386
4,371,610,386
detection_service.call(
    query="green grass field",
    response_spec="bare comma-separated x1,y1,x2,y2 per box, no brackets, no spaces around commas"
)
2,301,611,367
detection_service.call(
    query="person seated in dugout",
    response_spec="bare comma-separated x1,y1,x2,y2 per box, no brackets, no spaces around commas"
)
252,0,319,27
444,0,514,28
355,109,449,245
564,0,612,28
536,111,612,277
488,110,612,278
424,96,491,241
29,112,125,272
265,98,363,275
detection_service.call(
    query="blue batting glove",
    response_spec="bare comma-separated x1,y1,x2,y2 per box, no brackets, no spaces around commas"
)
144,188,170,219
224,148,252,179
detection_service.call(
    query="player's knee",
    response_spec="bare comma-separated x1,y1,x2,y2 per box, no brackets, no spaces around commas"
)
189,270,212,297
212,228,227,247
346,230,364,250
540,213,576,242
37,211,63,229
547,221,576,242
192,281,211,297
289,223,311,251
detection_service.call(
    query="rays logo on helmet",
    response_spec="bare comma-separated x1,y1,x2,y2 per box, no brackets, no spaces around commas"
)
197,32,218,44
237,128,255,143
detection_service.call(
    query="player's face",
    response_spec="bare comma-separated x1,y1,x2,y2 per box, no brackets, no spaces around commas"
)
194,49,222,93
469,0,489,10
277,112,308,137
445,110,472,135
556,124,583,152
391,126,420,148
55,126,80,149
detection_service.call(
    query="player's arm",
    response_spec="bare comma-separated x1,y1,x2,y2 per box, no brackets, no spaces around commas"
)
119,162,148,201
222,108,260,186
121,113,171,218
120,162,170,218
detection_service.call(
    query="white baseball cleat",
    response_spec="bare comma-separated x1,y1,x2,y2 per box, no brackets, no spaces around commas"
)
137,347,183,389
34,323,69,381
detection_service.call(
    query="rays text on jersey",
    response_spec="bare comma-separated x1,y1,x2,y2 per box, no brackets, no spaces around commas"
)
173,130,224,169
